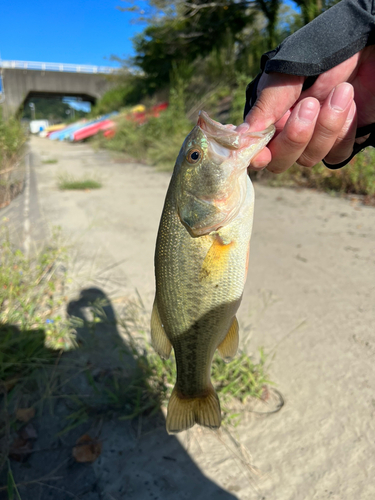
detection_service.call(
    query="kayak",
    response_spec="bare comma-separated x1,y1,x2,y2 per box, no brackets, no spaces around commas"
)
49,121,88,140
72,119,115,141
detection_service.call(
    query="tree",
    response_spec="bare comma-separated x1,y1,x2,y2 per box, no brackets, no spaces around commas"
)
132,2,255,89
256,0,280,47
294,0,340,25
121,0,281,65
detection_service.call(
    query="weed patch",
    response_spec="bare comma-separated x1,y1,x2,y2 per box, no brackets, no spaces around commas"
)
57,173,102,190
42,158,58,164
63,296,279,431
253,149,375,202
0,112,27,207
96,107,192,171
0,223,75,359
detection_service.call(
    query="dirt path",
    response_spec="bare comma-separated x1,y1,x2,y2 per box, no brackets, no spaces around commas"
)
15,136,375,498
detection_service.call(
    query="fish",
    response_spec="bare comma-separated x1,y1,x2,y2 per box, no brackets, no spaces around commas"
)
151,111,275,434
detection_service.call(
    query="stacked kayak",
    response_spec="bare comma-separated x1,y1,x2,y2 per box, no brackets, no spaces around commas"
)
127,102,169,125
70,116,117,141
39,103,168,143
49,121,88,141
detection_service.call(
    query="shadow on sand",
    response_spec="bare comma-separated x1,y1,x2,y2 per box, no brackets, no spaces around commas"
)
0,288,237,500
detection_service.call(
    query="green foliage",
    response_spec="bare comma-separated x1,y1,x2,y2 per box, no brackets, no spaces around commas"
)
270,149,375,200
42,158,58,164
99,1,304,116
64,296,275,430
256,0,282,47
90,79,147,116
102,108,192,171
0,223,75,371
96,76,193,170
145,345,273,425
229,74,251,124
57,173,102,190
0,112,26,171
212,348,271,403
132,1,254,90
22,98,88,121
294,0,340,25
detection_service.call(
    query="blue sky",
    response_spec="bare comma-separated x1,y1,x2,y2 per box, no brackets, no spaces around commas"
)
0,1,300,69
0,0,145,68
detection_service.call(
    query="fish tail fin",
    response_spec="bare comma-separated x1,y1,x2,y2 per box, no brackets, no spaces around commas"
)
166,385,221,434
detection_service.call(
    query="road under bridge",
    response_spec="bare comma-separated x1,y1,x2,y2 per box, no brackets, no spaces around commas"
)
0,60,116,117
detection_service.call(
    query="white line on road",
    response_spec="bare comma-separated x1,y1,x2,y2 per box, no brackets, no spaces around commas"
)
23,153,31,256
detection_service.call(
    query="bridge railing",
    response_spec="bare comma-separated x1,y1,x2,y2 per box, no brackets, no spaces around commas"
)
0,60,116,74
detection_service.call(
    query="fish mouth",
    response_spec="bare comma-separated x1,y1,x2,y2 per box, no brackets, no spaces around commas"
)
197,111,241,150
198,110,275,158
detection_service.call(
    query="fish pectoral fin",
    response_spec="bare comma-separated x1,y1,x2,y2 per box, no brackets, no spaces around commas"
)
199,235,234,282
217,316,239,362
151,300,172,360
166,385,221,434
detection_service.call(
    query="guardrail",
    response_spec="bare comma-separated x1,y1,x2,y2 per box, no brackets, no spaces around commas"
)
0,60,116,74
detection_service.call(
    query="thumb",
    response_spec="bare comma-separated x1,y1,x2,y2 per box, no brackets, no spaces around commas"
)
245,73,305,132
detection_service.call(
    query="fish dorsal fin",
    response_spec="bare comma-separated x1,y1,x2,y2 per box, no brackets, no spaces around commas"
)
217,316,239,362
151,300,172,360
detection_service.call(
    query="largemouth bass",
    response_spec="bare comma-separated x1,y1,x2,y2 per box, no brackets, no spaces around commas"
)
152,111,274,434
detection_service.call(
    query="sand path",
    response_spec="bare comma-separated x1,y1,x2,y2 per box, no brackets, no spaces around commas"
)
19,136,375,499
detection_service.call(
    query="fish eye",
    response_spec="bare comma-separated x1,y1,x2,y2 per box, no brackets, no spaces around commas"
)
186,148,201,164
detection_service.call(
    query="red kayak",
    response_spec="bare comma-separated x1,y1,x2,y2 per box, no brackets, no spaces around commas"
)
72,119,115,141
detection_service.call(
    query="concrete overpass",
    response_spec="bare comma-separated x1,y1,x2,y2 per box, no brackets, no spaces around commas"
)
0,60,117,117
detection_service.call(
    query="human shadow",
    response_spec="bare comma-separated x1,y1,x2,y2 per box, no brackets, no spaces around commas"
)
0,288,237,500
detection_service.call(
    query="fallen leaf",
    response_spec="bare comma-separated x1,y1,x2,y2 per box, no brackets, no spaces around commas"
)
72,434,102,463
20,423,38,440
16,407,35,423
3,376,20,392
9,437,33,462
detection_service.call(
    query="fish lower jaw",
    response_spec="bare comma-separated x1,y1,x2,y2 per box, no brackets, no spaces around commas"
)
179,206,240,237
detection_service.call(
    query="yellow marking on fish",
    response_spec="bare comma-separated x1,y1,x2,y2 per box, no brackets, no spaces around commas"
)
199,234,234,282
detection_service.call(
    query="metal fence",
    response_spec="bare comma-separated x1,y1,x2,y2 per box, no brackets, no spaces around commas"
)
0,60,116,74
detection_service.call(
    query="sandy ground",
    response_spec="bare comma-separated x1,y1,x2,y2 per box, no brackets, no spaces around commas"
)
2,135,375,499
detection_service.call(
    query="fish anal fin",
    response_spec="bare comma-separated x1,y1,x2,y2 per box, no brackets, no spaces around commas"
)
166,385,221,434
151,300,172,360
217,316,239,362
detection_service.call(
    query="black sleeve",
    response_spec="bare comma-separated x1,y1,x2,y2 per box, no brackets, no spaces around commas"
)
244,0,375,169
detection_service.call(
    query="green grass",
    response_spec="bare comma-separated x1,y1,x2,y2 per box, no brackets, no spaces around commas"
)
42,158,58,164
61,296,277,431
0,221,277,495
252,148,375,203
0,223,75,359
0,112,26,172
0,222,77,482
57,174,102,190
0,112,27,208
96,106,192,171
0,222,276,440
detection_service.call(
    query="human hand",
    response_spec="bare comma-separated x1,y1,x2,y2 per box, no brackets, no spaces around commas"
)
240,46,375,173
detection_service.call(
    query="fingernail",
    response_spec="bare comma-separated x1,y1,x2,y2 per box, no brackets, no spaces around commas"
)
297,100,318,123
236,123,249,133
330,84,353,111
